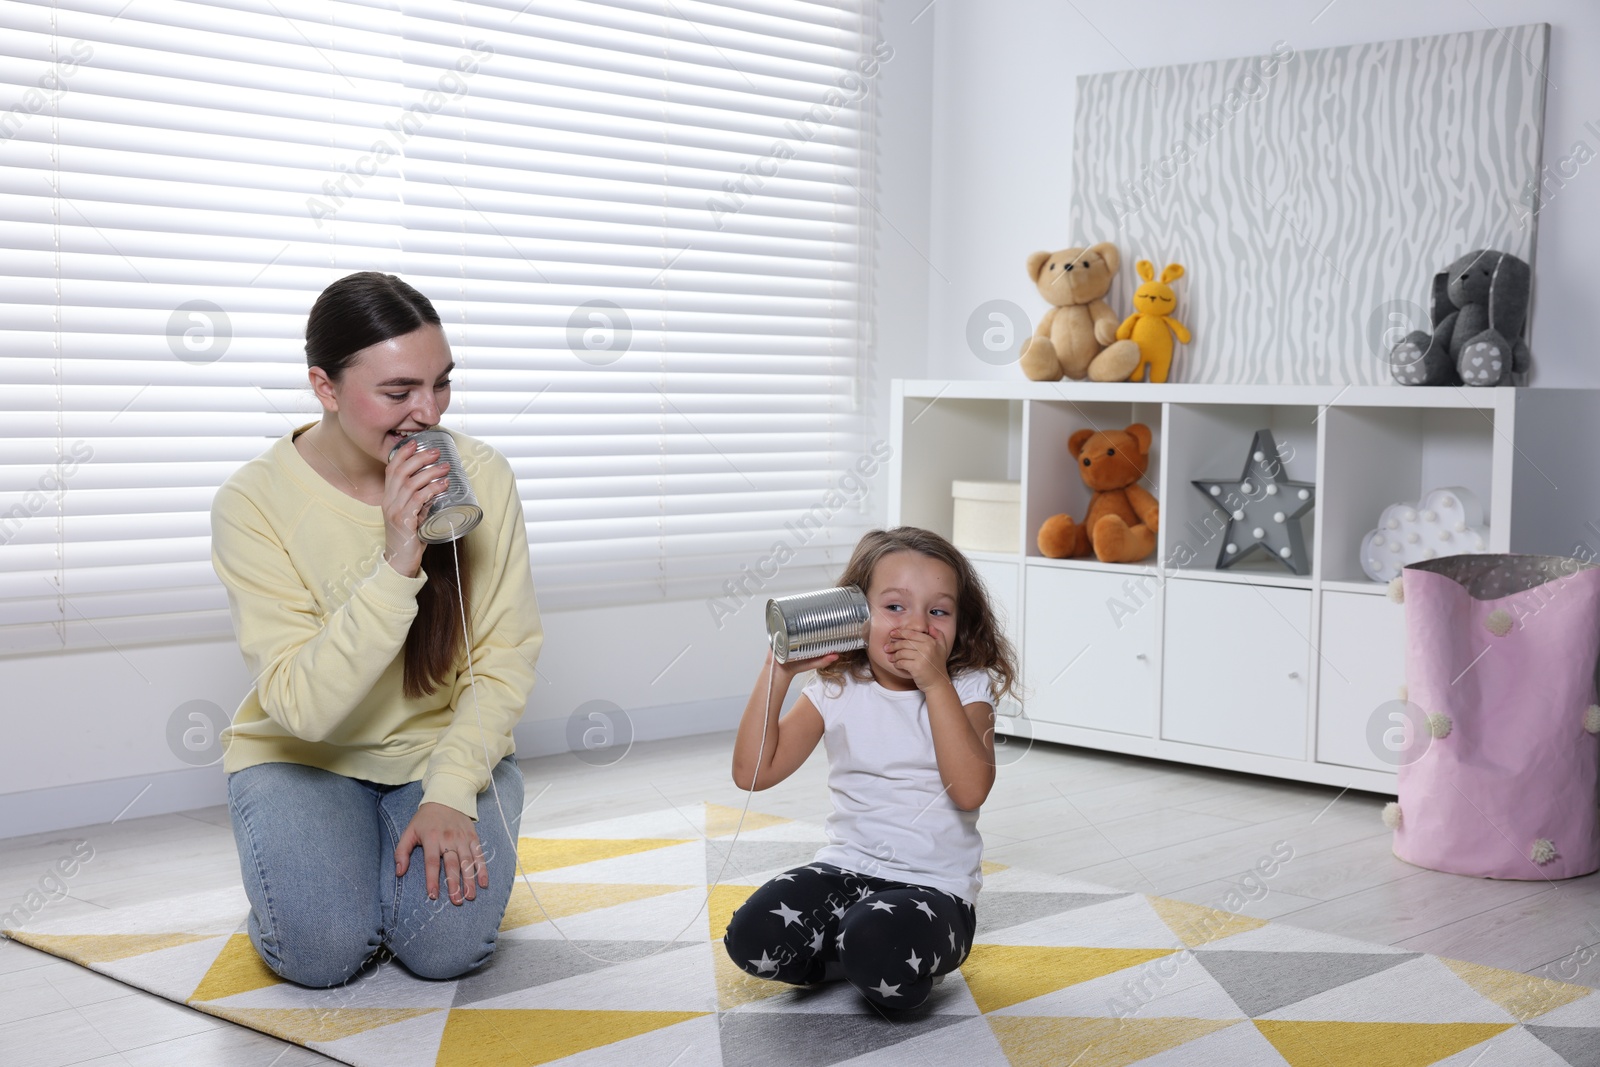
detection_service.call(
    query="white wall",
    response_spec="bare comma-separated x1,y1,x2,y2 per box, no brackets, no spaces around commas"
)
0,6,939,839
924,0,1600,386
862,0,936,432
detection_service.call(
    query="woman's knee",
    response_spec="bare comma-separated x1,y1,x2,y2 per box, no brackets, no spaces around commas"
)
391,920,500,980
253,915,380,989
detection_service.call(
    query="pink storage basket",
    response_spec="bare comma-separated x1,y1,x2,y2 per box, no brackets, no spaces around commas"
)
1394,554,1600,880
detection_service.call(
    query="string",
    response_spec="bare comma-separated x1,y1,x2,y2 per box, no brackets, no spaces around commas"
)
445,522,777,964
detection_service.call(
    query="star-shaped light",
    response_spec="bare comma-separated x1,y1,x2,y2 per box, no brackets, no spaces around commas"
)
947,926,957,950
931,952,941,972
1190,428,1316,575
866,899,896,913
809,928,826,954
837,930,847,952
906,949,923,973
913,899,938,921
770,902,803,927
872,979,902,998
830,902,846,919
804,865,829,875
772,873,796,883
749,950,778,975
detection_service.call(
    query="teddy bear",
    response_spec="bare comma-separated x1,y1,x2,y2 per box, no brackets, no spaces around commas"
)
1117,260,1191,383
1037,423,1159,563
1388,249,1532,387
1018,242,1143,382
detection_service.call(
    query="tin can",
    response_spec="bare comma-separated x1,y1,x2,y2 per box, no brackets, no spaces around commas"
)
387,428,483,544
766,586,869,664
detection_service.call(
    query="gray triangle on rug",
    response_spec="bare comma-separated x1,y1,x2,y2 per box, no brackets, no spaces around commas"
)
716,1004,968,1067
706,840,831,883
1525,1024,1600,1067
451,939,692,1006
1192,949,1421,1017
973,890,1130,937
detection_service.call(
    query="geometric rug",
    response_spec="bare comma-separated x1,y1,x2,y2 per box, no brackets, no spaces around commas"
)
6,802,1599,1066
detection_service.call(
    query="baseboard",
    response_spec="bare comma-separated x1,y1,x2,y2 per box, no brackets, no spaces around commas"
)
0,696,745,841
0,765,229,843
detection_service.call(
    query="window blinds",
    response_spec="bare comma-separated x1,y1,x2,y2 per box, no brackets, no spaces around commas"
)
0,0,879,655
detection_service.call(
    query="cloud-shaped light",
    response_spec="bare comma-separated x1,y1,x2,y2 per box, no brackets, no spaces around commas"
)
1360,487,1489,582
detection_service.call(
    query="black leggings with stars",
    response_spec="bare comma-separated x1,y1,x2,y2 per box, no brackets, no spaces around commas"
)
722,862,977,1010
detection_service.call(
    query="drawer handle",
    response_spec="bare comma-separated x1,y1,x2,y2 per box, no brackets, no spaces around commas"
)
1288,670,1300,680
1135,652,1148,661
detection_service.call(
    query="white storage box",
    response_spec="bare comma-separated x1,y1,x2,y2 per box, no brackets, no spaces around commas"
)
951,480,1021,553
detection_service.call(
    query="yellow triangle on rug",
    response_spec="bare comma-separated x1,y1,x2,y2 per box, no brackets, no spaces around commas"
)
435,1008,708,1067
189,932,286,1002
1254,1019,1514,1066
988,1015,1240,1067
1439,957,1593,1022
1147,895,1268,948
704,802,791,838
15,931,217,964
706,882,758,942
516,837,692,874
962,945,1178,1014
206,1005,442,1044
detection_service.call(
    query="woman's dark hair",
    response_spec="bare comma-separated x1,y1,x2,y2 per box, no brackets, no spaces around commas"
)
815,526,1019,705
306,271,469,701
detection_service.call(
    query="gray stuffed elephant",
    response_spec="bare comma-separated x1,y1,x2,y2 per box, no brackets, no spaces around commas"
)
1388,250,1532,386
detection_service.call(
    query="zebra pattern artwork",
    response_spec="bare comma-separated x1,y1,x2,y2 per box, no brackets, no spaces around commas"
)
1069,24,1549,386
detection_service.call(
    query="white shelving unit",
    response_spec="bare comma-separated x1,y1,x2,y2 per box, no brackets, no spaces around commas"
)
889,380,1600,794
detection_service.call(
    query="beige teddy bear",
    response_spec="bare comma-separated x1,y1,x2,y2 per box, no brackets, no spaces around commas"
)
1018,242,1142,382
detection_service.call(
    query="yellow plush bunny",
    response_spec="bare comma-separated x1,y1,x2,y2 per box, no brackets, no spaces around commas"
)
1116,261,1191,383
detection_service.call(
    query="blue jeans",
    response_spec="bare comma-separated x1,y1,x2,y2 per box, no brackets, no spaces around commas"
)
226,757,523,988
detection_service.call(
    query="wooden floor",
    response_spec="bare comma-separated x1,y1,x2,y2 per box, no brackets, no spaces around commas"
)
2,734,1598,1066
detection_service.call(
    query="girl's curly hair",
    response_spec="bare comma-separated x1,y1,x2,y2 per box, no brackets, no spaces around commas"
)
815,526,1018,705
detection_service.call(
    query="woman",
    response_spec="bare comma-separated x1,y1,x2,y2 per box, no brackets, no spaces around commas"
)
209,272,542,987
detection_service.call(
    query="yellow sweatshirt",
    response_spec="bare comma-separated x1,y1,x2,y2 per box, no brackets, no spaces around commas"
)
210,421,543,819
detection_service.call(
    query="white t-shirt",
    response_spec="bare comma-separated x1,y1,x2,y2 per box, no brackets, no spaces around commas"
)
801,668,995,904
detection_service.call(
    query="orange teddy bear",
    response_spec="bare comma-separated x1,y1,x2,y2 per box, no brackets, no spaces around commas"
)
1037,423,1159,563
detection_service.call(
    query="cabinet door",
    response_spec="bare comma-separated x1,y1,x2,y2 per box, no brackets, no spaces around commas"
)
1161,579,1310,759
1316,590,1407,772
1023,566,1158,735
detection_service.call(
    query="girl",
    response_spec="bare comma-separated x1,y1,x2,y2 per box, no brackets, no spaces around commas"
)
725,527,1018,1009
210,272,543,987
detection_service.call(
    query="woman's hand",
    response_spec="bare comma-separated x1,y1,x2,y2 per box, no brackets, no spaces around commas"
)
394,801,489,904
887,626,952,692
382,438,449,578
